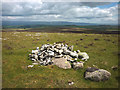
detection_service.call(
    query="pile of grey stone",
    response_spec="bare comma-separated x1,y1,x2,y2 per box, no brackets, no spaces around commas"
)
29,43,89,66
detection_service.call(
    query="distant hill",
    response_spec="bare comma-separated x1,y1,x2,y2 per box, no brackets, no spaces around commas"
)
2,21,98,26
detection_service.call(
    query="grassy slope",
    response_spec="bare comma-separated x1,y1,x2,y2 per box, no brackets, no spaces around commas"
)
2,32,119,88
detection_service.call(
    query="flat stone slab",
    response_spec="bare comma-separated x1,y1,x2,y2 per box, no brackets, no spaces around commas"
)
52,58,71,69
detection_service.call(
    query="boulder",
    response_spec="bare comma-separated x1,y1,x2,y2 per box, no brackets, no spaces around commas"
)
73,61,84,70
52,58,71,69
84,67,111,82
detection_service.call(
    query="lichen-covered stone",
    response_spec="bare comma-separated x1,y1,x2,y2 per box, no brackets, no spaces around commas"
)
84,67,111,82
52,58,71,69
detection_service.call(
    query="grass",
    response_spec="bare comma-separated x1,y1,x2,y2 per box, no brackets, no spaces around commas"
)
2,31,119,88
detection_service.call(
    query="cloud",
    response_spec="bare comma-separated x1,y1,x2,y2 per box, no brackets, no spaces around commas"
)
80,2,113,7
2,2,118,24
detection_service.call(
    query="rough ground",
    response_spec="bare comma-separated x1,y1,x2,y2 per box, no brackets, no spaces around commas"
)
2,32,119,88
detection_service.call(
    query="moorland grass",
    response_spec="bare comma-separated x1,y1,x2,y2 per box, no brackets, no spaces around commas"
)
2,32,119,88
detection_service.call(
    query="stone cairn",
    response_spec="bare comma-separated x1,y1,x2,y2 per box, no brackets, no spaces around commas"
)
28,43,111,82
28,43,89,66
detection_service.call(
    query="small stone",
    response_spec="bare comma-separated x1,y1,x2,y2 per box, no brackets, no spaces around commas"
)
63,49,70,55
36,47,39,50
68,81,74,85
76,50,80,53
78,52,89,61
75,58,77,60
34,54,38,60
66,55,73,61
58,49,63,54
32,63,39,65
68,45,74,51
73,61,84,70
32,50,39,54
47,51,54,57
69,51,78,58
55,54,63,58
111,65,118,70
27,65,34,68
31,58,36,61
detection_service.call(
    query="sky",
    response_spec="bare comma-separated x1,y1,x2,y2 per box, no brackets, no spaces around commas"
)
2,1,119,25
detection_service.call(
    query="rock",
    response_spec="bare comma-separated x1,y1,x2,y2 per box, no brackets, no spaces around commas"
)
68,81,74,85
111,65,118,70
31,58,36,61
32,63,39,65
73,61,84,70
74,58,77,60
68,45,74,51
55,44,62,49
29,54,33,58
55,54,63,58
86,67,99,72
34,54,38,60
64,44,68,48
78,52,89,61
47,51,54,57
76,50,80,53
27,65,34,68
66,55,73,61
29,54,32,56
32,50,39,54
42,60,47,66
36,47,39,50
39,54,44,59
52,58,71,69
54,48,59,53
84,67,111,82
58,49,63,55
69,51,78,58
61,46,67,50
63,49,70,55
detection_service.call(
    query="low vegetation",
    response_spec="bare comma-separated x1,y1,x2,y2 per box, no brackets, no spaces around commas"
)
2,28,119,88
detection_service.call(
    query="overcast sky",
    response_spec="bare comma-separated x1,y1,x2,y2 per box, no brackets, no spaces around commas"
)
2,1,119,24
